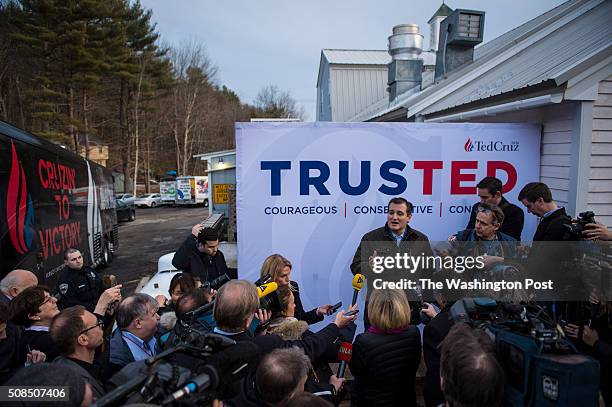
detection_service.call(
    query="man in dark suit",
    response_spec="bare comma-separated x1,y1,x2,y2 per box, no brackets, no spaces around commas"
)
350,197,433,326
466,177,524,241
518,182,572,242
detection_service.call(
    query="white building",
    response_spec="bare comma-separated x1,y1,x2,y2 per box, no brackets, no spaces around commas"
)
317,0,612,226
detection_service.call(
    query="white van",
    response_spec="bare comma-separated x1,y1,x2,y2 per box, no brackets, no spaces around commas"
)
176,176,209,206
159,181,177,205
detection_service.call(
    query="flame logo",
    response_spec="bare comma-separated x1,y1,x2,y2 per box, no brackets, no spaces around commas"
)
464,138,474,152
7,142,34,254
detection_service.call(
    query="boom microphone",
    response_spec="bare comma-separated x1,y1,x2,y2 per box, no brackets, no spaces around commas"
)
351,274,365,306
336,342,352,378
257,282,278,298
163,365,219,404
163,340,259,404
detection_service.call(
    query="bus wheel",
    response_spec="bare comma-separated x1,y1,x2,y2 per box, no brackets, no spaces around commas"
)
101,240,113,267
204,199,209,208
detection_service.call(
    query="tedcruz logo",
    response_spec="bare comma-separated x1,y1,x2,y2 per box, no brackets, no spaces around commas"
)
464,138,474,152
464,138,519,152
7,142,35,254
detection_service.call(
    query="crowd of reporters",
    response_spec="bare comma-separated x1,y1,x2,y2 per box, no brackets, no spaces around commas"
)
0,178,611,406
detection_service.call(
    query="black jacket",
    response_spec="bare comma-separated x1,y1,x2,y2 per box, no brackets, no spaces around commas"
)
350,224,433,277
19,329,61,363
57,266,104,312
423,309,454,407
0,324,23,384
466,197,524,241
349,326,421,406
53,356,106,399
172,235,234,283
532,207,572,242
593,340,612,364
523,207,574,287
291,281,323,325
218,322,342,365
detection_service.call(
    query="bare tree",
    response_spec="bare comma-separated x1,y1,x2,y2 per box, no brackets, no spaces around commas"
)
169,40,217,176
254,85,305,120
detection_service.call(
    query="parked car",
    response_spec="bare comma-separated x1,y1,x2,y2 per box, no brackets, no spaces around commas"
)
135,193,162,208
115,199,135,222
116,193,135,205
139,243,238,298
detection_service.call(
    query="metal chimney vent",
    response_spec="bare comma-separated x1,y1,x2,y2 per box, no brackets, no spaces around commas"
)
387,24,424,102
435,9,485,80
388,24,423,60
457,13,482,39
447,10,485,46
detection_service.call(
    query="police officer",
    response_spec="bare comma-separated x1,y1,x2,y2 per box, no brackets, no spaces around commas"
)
57,248,105,312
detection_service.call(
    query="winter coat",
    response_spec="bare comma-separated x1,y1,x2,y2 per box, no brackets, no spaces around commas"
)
349,326,421,406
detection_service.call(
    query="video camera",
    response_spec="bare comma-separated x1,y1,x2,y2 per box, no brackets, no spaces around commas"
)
450,298,600,406
563,211,596,241
201,273,231,291
92,333,257,407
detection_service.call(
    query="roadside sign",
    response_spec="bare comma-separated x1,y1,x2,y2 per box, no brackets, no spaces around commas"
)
214,184,230,204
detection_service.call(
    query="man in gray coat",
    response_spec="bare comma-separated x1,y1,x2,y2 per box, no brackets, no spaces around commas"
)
49,305,106,398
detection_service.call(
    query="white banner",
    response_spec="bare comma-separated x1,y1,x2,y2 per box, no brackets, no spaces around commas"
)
236,122,541,325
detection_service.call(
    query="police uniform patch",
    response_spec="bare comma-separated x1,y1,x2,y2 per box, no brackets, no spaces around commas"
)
59,283,69,295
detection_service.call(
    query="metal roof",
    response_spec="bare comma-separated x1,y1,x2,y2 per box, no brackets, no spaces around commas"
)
360,0,612,121
193,148,235,159
322,49,391,65
419,0,612,116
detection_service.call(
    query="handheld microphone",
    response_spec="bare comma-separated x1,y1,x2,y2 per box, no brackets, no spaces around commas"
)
351,274,365,306
257,282,278,298
163,365,219,404
336,342,353,378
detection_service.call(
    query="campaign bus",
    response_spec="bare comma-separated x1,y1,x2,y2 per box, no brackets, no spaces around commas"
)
0,121,118,286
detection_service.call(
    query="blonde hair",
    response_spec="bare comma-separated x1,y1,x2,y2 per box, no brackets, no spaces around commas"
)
367,289,411,330
260,254,292,282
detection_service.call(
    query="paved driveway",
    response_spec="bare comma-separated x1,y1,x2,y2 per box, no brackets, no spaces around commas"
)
102,205,209,294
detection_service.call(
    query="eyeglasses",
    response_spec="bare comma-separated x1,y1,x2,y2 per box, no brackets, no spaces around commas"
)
40,295,56,307
80,320,104,335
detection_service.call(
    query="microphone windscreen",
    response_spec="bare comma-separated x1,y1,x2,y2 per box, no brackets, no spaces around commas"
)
352,274,365,291
337,342,352,362
196,365,219,390
257,282,278,298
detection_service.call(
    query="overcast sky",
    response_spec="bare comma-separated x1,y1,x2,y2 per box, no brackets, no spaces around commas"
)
140,0,568,121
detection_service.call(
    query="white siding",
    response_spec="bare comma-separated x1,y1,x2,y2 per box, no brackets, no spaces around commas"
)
588,76,612,227
468,103,577,208
317,59,332,121
330,66,388,122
